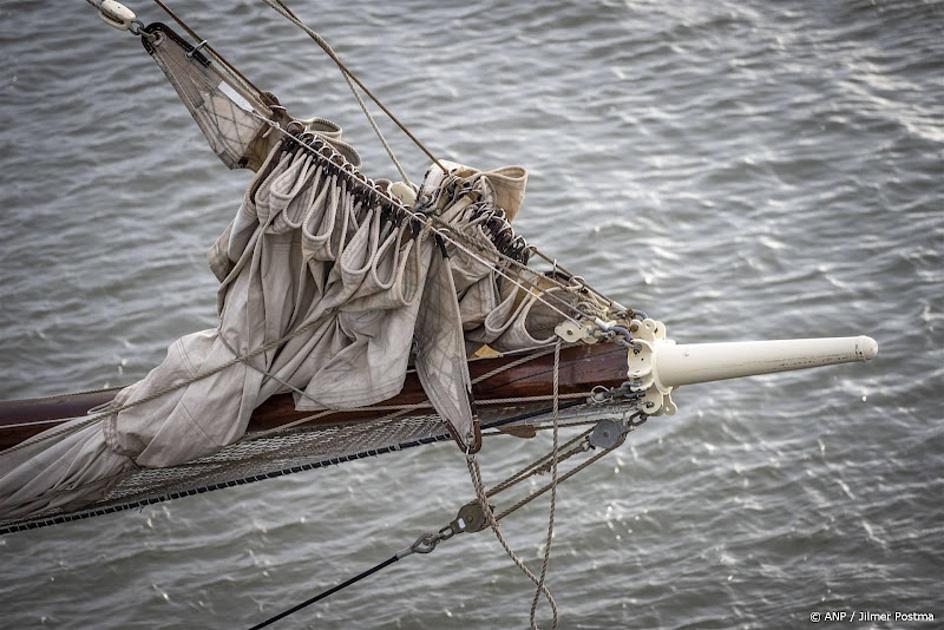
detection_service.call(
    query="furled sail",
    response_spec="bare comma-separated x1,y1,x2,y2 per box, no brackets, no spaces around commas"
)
0,128,573,523
0,14,880,538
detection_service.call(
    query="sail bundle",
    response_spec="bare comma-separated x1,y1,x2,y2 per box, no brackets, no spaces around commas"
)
0,17,618,533
0,127,590,527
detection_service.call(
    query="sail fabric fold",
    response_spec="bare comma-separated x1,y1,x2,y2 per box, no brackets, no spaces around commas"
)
0,139,570,520
142,23,276,171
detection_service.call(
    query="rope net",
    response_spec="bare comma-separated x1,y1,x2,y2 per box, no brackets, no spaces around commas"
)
0,401,624,535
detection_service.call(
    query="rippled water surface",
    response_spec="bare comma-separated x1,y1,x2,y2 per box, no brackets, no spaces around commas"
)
1,1,942,628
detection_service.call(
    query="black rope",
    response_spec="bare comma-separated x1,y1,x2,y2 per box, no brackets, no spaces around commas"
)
247,554,400,629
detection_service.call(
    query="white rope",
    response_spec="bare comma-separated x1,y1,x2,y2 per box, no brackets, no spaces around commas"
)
471,348,556,385
466,454,560,628
463,342,564,630
219,333,326,409
262,0,415,185
529,341,561,629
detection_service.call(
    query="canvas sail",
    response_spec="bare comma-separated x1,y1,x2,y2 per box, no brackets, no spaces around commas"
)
0,132,572,522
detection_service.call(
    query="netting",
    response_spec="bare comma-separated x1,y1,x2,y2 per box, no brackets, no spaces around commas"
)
0,400,624,535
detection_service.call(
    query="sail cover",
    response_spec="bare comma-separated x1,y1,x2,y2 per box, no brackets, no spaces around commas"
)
0,131,584,525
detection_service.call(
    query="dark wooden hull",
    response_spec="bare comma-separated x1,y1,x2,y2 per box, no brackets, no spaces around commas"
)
0,344,628,450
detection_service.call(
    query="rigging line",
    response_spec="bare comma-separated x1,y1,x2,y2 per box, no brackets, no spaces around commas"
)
528,419,600,431
247,554,400,630
246,119,587,326
148,0,617,314
260,0,615,311
218,333,335,415
485,427,593,499
527,248,624,312
343,72,413,186
494,434,623,523
264,0,413,186
470,347,557,385
467,455,560,627
441,233,614,324
530,341,561,630
259,0,447,175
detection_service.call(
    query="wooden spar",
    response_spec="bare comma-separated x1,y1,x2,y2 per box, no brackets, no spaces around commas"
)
0,343,628,451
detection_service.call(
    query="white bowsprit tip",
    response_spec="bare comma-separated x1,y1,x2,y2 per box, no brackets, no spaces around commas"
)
624,319,879,415
856,336,879,361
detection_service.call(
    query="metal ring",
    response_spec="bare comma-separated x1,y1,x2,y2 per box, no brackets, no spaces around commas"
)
410,533,438,554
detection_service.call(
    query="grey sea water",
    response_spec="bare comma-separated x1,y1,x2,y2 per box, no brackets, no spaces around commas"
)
1,1,941,628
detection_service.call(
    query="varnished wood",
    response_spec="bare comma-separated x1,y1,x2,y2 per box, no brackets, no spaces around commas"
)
0,343,628,450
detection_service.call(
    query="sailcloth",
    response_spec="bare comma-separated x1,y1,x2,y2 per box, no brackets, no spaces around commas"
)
0,134,572,520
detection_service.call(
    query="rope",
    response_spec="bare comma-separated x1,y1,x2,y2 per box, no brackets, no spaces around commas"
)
466,454,560,628
530,341,561,630
218,333,325,409
247,554,400,630
485,429,591,499
493,434,621,522
260,0,443,178
460,342,564,630
263,0,414,185
471,347,556,385
150,0,268,99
